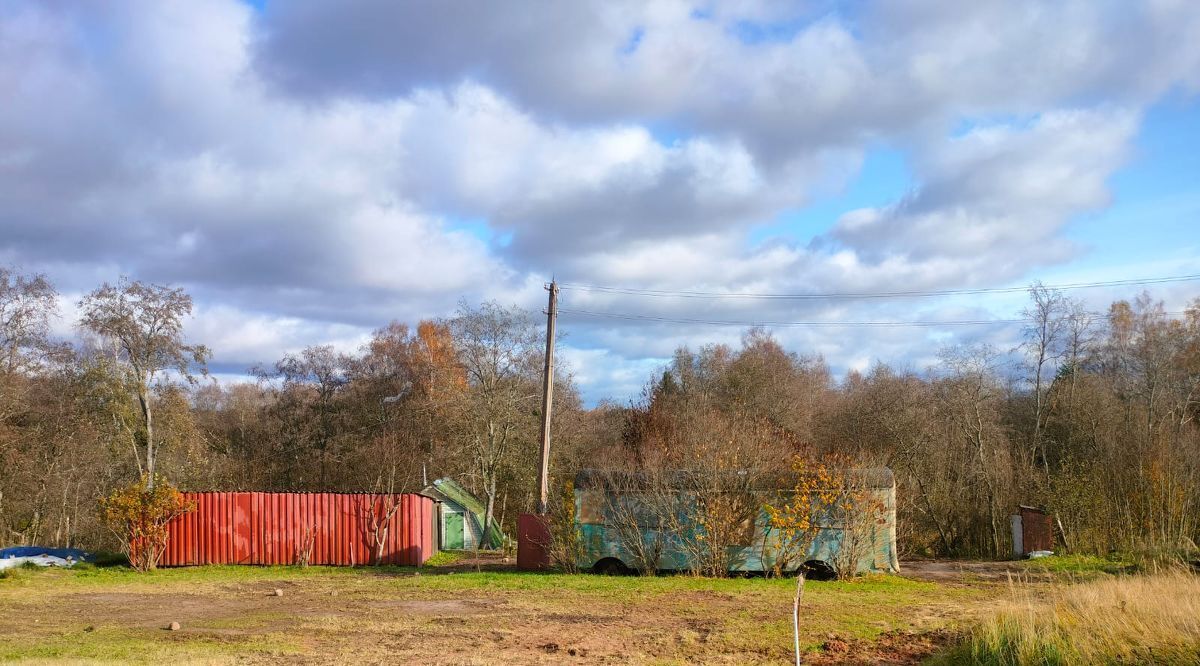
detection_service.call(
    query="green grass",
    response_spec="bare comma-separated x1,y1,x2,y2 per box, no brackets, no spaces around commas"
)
0,562,376,587
0,562,43,580
0,561,953,607
0,626,303,663
1016,553,1134,577
421,549,465,567
0,561,955,606
382,568,933,598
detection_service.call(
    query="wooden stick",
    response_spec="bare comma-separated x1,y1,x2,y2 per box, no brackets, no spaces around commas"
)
793,572,806,665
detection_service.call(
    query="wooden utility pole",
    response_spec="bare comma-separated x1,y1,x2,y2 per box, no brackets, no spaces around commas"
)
536,280,559,515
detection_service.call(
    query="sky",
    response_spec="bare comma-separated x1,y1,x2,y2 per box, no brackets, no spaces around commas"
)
2,0,1199,404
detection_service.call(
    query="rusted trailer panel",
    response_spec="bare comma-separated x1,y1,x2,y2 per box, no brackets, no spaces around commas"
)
161,492,435,567
1019,506,1054,553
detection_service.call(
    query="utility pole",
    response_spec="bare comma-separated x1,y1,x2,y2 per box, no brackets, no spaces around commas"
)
536,280,558,515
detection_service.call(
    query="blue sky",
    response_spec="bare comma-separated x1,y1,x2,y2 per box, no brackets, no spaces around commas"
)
1068,98,1200,270
2,0,1199,405
747,147,912,248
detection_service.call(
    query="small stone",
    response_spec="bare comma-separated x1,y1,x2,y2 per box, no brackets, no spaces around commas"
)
168,622,181,631
272,588,284,597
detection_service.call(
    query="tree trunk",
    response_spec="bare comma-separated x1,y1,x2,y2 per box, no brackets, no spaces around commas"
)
914,474,953,554
140,387,155,488
483,475,497,549
1034,350,1049,475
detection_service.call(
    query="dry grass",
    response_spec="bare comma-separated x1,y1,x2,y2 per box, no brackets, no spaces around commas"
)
935,571,1200,665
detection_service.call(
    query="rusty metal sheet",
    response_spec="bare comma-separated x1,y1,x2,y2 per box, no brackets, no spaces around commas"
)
1019,505,1054,554
517,513,551,570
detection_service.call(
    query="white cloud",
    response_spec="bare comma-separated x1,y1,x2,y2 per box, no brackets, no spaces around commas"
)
556,346,667,405
1,0,1198,401
254,1,1200,156
184,304,372,368
833,110,1138,275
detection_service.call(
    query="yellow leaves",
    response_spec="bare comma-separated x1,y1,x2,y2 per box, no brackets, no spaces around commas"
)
98,475,194,572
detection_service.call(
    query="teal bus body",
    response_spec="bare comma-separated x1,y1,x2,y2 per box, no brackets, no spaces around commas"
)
574,468,900,575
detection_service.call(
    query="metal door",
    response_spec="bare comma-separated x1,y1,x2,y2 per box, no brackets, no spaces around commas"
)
444,512,465,549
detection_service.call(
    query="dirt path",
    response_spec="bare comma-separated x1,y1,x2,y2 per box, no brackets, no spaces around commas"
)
900,559,1048,584
0,562,1008,664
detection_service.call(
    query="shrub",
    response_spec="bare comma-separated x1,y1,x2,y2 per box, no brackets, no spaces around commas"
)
765,455,881,580
828,474,885,581
763,457,840,577
98,476,194,572
544,481,584,573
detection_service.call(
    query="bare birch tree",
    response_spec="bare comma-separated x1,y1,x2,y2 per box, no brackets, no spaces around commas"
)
79,278,209,487
0,268,58,419
1022,282,1067,476
446,301,540,548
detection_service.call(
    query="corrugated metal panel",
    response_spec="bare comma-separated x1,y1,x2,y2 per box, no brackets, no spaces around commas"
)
160,492,435,567
1019,505,1054,554
517,513,551,570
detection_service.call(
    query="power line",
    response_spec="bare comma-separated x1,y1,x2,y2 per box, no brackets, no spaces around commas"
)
558,308,1190,329
558,273,1200,301
556,309,1027,326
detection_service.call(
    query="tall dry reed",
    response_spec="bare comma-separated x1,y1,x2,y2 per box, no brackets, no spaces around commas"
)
939,571,1200,665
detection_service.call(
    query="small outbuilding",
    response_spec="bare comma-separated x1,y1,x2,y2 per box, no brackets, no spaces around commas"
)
1010,505,1054,558
420,478,506,550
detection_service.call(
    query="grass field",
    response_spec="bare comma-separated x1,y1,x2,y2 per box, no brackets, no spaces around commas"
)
0,557,993,665
0,555,1193,664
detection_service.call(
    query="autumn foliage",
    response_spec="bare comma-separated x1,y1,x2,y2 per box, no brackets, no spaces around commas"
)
99,475,194,572
763,457,843,577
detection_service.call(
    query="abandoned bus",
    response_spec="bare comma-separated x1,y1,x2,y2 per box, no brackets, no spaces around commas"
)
574,468,899,577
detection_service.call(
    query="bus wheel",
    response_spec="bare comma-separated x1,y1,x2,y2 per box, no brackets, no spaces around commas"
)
593,558,631,576
801,560,836,581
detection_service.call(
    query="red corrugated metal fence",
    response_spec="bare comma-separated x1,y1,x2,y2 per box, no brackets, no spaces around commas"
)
161,492,435,566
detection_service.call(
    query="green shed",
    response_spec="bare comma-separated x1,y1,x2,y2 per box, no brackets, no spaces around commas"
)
420,478,506,550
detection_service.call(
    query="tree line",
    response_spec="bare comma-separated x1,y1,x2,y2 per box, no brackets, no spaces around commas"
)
1,266,1198,560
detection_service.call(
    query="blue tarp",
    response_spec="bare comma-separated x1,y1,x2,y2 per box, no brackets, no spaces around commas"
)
0,547,93,561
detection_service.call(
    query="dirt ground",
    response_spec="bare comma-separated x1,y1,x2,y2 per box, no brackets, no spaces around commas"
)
900,558,1050,583
0,558,1019,665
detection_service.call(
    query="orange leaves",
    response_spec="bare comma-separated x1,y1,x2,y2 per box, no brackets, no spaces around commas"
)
414,320,468,401
99,475,194,572
416,321,457,374
762,453,882,577
359,319,468,416
762,455,840,576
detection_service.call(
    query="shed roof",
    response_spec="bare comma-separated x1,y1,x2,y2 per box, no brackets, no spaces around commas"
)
420,477,507,547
